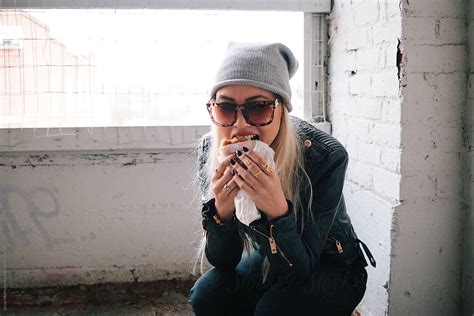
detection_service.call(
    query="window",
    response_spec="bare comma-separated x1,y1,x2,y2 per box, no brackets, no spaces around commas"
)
0,1,329,132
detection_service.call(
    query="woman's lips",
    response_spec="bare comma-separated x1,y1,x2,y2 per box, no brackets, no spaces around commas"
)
220,134,260,149
230,134,260,140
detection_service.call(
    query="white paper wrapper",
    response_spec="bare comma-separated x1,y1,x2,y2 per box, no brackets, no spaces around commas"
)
218,140,276,226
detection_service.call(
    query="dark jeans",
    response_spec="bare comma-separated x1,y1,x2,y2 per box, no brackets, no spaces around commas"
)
188,251,367,316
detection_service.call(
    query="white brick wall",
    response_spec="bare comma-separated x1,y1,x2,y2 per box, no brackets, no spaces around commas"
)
394,0,467,314
403,17,465,45
404,45,466,73
402,0,465,18
328,1,401,314
329,0,470,314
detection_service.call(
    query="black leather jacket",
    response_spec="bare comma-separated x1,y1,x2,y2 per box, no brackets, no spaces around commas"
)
199,116,376,285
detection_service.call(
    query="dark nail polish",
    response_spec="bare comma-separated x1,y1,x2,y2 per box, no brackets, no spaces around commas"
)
236,150,242,157
230,159,236,165
232,170,236,175
242,146,249,152
250,135,260,140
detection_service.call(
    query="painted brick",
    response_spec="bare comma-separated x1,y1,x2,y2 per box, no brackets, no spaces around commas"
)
339,97,359,118
401,151,463,175
428,71,466,104
400,174,436,200
435,174,464,200
403,71,466,104
384,0,401,20
356,46,385,70
372,167,401,200
401,72,435,103
348,117,372,140
404,45,467,73
371,67,400,97
346,28,371,51
402,99,464,128
355,97,383,120
429,126,464,151
358,142,382,165
380,42,399,69
345,134,359,159
353,2,380,27
329,96,353,116
329,73,350,95
390,200,463,316
328,31,347,53
330,125,348,150
349,71,371,95
330,51,356,73
400,125,436,152
330,9,354,34
438,18,466,45
373,21,401,45
329,2,402,315
401,124,463,151
370,122,401,149
343,181,393,316
403,0,465,18
346,160,373,189
331,0,469,315
343,183,394,283
380,148,401,173
402,72,465,126
402,17,436,43
381,98,401,124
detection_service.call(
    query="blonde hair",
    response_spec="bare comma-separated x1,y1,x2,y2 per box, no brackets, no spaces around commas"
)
191,104,313,282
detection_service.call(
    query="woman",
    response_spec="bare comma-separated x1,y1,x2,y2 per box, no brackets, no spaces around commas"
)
188,42,376,316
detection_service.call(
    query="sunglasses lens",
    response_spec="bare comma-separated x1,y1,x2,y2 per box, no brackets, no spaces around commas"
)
244,102,274,125
207,100,276,126
211,103,236,126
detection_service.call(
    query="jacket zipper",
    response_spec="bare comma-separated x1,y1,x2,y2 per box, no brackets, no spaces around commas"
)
327,236,344,253
251,225,293,267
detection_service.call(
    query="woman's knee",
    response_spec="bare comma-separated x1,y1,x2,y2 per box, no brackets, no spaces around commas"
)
188,267,234,312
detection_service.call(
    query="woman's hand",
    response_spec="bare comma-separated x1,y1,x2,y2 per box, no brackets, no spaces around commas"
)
212,153,240,222
231,146,288,220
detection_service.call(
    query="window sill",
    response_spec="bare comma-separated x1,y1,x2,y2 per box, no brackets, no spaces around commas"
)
0,125,211,153
0,121,330,153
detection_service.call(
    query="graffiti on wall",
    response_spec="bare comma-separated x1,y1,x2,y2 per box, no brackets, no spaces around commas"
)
0,185,74,250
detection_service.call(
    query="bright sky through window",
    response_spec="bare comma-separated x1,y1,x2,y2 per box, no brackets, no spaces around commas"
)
1,10,303,128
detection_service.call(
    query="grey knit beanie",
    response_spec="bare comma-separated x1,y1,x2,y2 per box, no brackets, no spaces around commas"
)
210,42,299,112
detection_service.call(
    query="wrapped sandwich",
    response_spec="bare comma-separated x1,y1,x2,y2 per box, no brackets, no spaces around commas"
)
218,135,276,226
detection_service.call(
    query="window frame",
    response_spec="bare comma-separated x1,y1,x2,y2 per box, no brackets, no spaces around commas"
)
1,1,330,11
0,0,330,152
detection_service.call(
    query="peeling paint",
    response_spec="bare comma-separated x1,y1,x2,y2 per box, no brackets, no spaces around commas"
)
122,159,137,167
0,152,181,169
434,19,440,38
397,38,403,81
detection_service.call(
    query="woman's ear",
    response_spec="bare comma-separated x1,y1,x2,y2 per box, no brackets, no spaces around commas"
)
280,103,286,119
